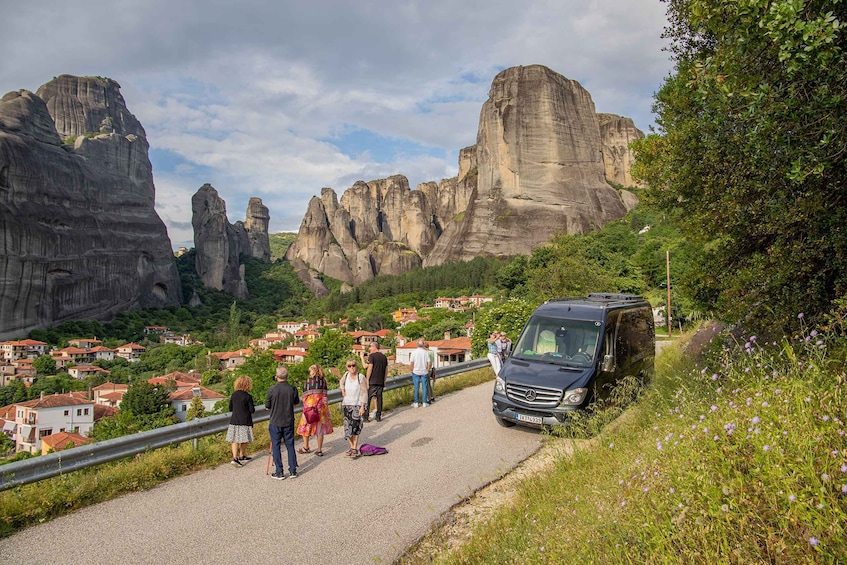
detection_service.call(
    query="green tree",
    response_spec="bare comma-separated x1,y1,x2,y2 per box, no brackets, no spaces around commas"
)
471,300,537,357
119,381,176,430
32,355,57,376
305,331,354,373
185,396,206,421
633,0,847,331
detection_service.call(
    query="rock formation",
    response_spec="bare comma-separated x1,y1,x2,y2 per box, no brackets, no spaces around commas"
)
426,65,630,265
0,75,181,340
191,184,271,299
598,113,645,188
288,64,643,287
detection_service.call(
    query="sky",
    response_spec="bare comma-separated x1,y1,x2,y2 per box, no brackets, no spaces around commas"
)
0,0,672,250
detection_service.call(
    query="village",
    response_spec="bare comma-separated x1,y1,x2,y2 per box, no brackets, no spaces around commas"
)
0,295,492,456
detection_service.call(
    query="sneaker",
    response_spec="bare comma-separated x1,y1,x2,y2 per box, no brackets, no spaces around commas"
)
230,458,243,467
370,410,377,419
422,403,429,407
270,472,285,480
412,402,419,408
289,470,298,479
238,455,252,461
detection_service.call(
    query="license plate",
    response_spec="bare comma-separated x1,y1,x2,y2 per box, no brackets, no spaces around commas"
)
516,413,543,424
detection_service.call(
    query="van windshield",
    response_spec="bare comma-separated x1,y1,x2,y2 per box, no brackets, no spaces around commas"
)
512,316,601,368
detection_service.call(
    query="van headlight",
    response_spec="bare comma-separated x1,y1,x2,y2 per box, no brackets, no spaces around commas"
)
560,388,587,406
494,375,506,393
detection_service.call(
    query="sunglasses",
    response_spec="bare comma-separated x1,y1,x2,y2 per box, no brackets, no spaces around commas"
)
347,364,356,368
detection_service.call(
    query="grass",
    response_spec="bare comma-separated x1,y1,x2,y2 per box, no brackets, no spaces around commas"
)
0,367,493,538
424,323,847,564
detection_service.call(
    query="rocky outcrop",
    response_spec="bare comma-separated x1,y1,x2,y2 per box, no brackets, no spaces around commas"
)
427,65,628,264
598,113,645,188
0,76,182,340
244,197,271,262
288,65,639,287
285,171,475,285
191,185,271,299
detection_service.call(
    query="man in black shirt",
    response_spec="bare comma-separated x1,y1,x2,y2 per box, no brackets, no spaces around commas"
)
364,342,388,422
266,366,300,479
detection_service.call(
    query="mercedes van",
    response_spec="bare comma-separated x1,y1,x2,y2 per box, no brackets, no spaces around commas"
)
492,293,655,428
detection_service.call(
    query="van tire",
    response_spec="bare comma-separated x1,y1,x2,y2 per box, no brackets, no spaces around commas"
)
495,416,516,428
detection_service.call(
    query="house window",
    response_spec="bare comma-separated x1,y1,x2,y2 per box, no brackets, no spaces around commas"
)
77,409,82,416
60,428,66,433
182,405,187,411
83,408,89,416
39,428,52,438
73,426,79,434
64,410,69,416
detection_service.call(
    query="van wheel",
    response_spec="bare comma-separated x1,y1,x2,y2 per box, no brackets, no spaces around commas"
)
495,416,516,428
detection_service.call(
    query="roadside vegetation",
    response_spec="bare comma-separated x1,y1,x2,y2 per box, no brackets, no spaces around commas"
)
424,315,847,563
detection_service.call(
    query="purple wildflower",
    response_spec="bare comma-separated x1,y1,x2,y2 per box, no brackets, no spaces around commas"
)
809,537,818,546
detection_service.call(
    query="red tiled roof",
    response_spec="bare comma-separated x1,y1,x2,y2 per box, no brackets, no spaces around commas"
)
94,405,118,421
169,387,225,401
88,346,116,353
41,431,92,450
92,382,129,392
159,371,201,384
118,343,146,351
16,392,91,409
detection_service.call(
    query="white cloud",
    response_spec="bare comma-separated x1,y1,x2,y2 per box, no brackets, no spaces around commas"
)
1,0,671,244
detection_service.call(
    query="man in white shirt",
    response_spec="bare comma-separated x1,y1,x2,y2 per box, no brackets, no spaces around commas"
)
409,338,431,407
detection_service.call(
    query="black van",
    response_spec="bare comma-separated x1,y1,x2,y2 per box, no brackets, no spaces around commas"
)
492,293,655,428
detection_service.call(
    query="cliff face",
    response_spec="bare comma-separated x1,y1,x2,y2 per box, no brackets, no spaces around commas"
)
598,113,645,188
0,76,181,340
191,185,271,299
288,64,642,287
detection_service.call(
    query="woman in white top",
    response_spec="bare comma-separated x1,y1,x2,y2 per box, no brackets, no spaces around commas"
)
340,359,367,458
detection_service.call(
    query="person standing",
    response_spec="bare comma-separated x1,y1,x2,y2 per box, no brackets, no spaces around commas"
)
266,366,300,480
487,332,502,376
365,343,388,422
425,341,436,404
340,359,367,458
226,375,255,466
409,338,431,407
296,364,333,456
498,332,512,362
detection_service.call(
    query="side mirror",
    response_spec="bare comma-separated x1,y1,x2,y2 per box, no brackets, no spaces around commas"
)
601,354,615,372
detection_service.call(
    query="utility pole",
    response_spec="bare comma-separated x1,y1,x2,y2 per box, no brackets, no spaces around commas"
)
666,249,672,338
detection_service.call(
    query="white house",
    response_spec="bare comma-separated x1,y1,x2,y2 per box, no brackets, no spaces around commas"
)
277,320,308,333
395,336,473,368
116,343,146,363
170,386,225,422
12,392,95,454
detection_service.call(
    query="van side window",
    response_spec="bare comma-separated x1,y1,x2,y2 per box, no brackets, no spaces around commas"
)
605,312,620,359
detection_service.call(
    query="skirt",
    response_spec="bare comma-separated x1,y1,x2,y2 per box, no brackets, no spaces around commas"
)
342,405,363,439
226,424,254,444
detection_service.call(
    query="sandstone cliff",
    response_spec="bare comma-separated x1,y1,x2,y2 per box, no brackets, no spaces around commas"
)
598,113,645,188
287,64,642,287
0,76,181,340
191,185,271,299
426,65,629,265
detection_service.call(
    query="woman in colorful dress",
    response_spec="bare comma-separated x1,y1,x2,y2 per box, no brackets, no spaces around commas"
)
296,364,333,456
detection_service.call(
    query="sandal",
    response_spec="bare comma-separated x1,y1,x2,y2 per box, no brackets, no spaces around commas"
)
315,450,324,457
297,447,311,454
350,449,361,459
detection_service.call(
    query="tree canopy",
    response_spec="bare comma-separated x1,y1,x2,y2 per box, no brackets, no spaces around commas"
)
633,0,847,331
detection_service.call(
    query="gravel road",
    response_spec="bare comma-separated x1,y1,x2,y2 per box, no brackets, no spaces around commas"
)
1,380,542,564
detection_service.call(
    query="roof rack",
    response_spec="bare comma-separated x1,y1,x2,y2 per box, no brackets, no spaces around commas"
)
587,293,645,302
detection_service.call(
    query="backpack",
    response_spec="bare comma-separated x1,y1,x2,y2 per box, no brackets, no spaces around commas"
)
359,443,388,456
303,405,320,424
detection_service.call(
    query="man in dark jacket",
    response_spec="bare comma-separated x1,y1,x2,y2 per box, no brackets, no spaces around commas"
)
266,366,300,479
365,342,388,422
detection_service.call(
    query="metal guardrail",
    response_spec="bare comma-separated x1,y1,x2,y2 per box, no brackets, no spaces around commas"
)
0,358,490,491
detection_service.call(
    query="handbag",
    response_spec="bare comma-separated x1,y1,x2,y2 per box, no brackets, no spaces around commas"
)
303,405,320,424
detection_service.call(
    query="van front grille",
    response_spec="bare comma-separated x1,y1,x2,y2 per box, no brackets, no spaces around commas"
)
505,383,562,407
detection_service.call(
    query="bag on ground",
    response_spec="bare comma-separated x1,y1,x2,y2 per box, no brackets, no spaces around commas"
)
359,443,388,456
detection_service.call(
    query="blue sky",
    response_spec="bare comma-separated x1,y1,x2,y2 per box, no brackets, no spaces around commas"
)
0,0,672,249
